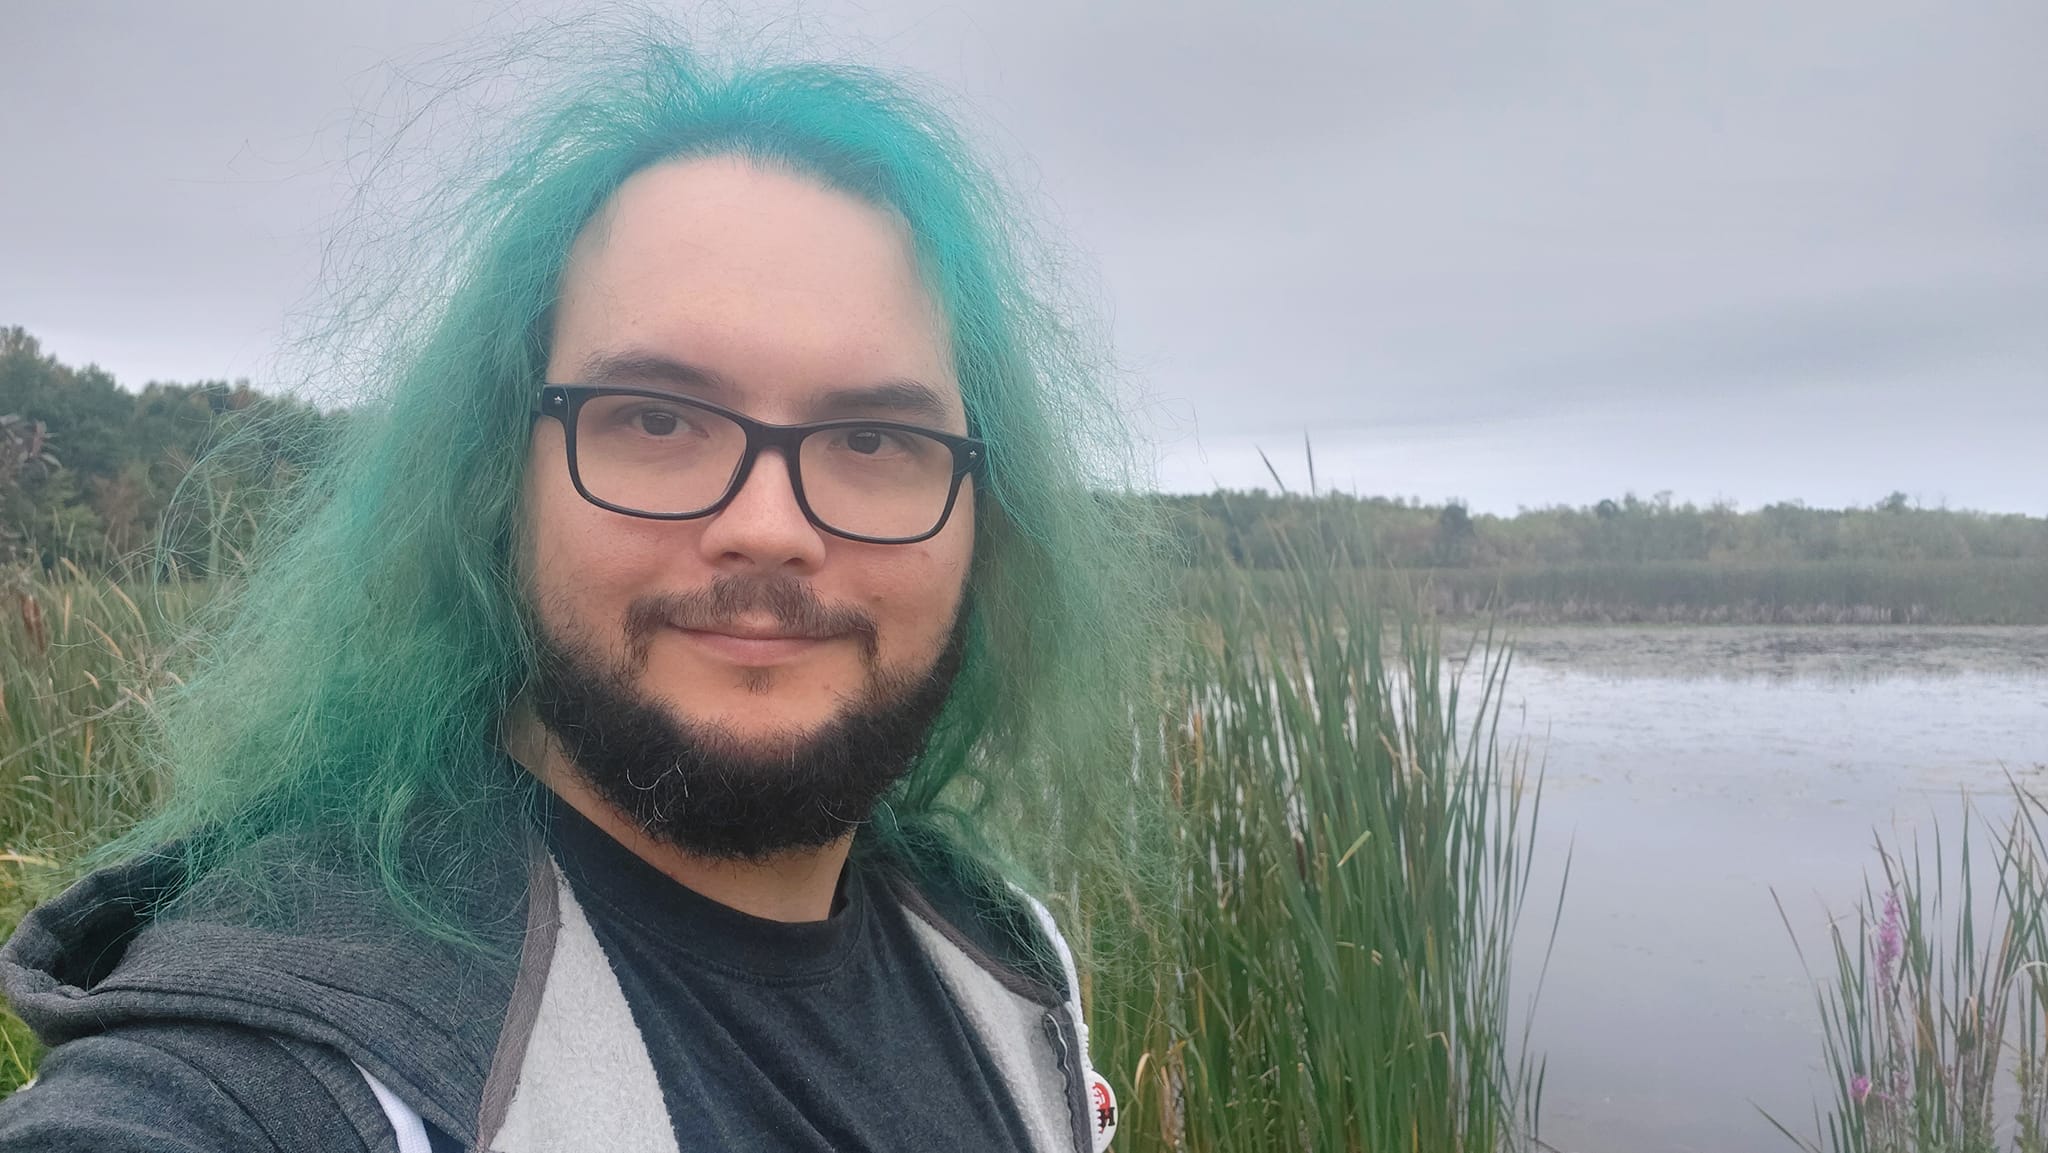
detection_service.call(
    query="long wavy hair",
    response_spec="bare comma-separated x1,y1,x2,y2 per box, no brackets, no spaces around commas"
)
115,28,1166,944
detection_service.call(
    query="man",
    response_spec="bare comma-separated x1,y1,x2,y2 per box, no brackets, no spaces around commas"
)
0,37,1155,1153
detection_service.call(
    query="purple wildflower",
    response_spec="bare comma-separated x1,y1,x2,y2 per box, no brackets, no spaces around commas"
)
1851,1074,1872,1104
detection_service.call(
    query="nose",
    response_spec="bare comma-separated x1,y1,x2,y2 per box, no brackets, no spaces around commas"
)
695,447,829,572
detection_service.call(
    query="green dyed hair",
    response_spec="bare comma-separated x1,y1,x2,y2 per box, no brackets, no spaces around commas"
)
119,30,1166,940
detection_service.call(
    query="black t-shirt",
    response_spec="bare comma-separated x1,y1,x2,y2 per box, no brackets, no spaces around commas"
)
540,804,1038,1153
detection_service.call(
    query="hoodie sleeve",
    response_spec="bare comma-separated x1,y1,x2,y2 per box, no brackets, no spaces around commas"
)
0,1025,391,1153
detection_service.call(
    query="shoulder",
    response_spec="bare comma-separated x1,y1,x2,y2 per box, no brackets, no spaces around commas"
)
1,832,530,1148
0,1023,396,1153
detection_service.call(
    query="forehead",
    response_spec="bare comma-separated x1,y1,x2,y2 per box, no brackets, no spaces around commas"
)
546,156,961,423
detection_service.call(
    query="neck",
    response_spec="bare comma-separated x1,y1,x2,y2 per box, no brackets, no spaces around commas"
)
506,714,852,923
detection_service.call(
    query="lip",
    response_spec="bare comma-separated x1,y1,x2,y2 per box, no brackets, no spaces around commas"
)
675,626,835,667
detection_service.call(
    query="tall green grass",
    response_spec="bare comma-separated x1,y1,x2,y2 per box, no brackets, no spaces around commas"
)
1059,557,1554,1152
0,566,192,853
0,565,197,1089
1773,792,2048,1153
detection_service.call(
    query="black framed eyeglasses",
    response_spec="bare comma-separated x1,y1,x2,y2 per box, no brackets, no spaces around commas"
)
532,385,987,545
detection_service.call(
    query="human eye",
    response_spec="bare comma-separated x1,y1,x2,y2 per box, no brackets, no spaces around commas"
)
833,426,919,457
610,400,702,438
634,407,682,436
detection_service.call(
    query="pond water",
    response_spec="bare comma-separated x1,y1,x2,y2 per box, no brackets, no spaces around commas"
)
1499,626,2048,1153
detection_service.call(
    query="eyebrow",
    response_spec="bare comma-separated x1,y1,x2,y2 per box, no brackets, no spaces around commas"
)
575,350,732,393
816,379,958,426
571,350,961,427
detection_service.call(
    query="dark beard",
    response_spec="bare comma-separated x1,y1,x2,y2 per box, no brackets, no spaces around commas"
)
529,577,965,861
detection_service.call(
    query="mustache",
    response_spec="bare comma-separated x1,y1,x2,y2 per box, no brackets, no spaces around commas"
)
624,575,880,660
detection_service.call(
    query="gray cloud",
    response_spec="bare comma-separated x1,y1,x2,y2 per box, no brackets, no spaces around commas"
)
3,0,2042,510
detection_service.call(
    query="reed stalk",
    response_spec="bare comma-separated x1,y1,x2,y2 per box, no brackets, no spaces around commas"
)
1067,547,1555,1152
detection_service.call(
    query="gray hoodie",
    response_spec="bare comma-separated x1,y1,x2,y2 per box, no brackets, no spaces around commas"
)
0,834,1117,1153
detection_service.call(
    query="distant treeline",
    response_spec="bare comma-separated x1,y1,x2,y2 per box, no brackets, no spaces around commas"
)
0,328,339,573
1161,491,2048,624
6,326,2044,620
1161,489,2048,571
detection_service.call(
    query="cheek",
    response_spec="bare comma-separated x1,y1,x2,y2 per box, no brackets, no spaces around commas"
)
521,445,677,643
866,511,975,659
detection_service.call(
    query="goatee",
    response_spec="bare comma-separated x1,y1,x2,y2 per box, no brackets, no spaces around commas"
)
529,575,964,861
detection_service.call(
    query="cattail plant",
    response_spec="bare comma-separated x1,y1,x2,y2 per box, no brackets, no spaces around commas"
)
1065,524,1557,1152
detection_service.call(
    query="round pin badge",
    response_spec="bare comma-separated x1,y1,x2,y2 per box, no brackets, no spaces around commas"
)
1087,1071,1117,1151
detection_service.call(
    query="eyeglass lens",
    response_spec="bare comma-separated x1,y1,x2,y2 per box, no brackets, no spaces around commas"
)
571,393,960,540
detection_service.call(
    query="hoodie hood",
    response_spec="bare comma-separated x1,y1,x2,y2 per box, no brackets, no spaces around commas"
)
0,838,528,1144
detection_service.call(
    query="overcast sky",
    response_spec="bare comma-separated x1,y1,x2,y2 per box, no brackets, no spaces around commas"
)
4,0,2043,511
